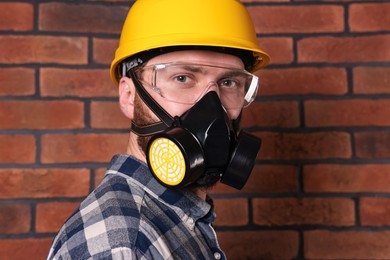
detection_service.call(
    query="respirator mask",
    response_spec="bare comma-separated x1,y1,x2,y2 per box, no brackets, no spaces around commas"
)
124,58,262,190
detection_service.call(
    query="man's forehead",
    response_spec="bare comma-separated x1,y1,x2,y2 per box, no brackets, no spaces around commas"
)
146,49,244,69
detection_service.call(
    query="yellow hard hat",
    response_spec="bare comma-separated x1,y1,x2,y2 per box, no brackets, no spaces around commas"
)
110,0,270,85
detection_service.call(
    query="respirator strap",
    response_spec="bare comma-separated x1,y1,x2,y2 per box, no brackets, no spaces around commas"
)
131,121,167,136
129,70,175,135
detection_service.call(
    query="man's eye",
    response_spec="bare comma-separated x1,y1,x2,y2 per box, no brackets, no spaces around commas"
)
220,79,238,88
174,75,189,83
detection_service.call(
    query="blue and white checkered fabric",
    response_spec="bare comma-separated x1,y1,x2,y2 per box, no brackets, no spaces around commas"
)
47,154,225,260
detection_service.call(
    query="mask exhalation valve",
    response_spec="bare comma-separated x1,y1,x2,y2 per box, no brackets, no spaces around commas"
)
221,131,261,190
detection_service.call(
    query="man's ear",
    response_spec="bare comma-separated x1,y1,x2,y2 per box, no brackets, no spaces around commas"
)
119,77,135,119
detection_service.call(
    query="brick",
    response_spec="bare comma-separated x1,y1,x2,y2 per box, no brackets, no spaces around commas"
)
355,132,390,159
354,67,390,94
298,35,390,63
39,3,128,33
0,135,35,163
0,36,87,64
40,68,117,97
248,5,344,34
305,99,390,127
0,100,84,129
350,3,390,32
0,3,33,31
253,198,355,226
0,238,52,260
213,198,248,226
259,68,347,96
258,37,293,65
242,101,299,128
36,202,80,233
304,164,390,193
0,68,35,96
248,164,297,193
360,198,390,226
212,164,297,194
0,168,90,199
94,168,107,188
0,204,30,234
91,101,129,129
41,133,128,163
305,230,390,259
93,38,118,64
257,132,351,160
218,231,299,259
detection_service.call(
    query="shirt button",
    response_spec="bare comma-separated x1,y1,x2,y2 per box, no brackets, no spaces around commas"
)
214,252,221,260
188,218,194,225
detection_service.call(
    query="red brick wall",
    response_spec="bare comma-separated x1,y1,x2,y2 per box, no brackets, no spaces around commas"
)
0,1,389,259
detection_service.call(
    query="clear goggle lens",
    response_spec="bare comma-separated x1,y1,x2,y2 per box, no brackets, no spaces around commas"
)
135,63,259,109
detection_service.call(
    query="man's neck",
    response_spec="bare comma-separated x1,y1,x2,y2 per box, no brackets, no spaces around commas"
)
189,186,208,200
126,132,147,162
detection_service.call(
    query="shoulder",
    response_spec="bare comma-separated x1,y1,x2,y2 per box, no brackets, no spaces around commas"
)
48,174,146,259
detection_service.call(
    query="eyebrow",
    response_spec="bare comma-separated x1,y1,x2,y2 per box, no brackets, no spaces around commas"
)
219,70,247,78
179,65,204,73
176,64,246,77
166,63,248,81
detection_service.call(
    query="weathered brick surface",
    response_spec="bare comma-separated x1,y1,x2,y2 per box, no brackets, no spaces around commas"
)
298,35,390,63
248,5,344,33
259,67,348,96
355,132,390,159
258,132,352,160
305,99,390,127
259,37,293,64
304,164,390,193
0,36,88,64
41,133,128,163
36,202,80,233
94,168,107,188
213,198,248,226
0,239,52,260
349,3,390,32
305,231,390,259
243,164,297,193
93,38,118,64
0,68,35,96
39,3,128,33
90,101,129,129
211,164,298,194
217,231,299,259
0,100,84,129
0,168,90,198
360,198,390,227
253,198,355,226
0,1,389,259
353,67,390,94
0,135,35,163
241,100,300,128
0,204,31,234
0,3,33,31
40,68,117,97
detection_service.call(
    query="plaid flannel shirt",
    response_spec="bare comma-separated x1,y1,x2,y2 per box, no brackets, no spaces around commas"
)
47,154,226,260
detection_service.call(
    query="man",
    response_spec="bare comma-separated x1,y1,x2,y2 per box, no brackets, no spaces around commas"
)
47,0,269,259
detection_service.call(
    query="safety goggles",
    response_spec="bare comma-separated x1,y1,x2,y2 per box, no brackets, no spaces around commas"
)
133,62,259,109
